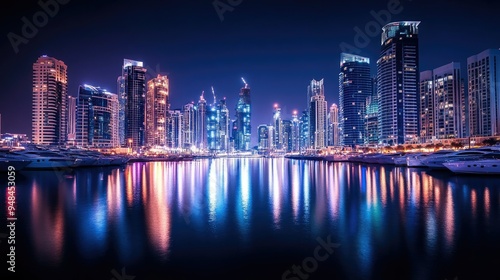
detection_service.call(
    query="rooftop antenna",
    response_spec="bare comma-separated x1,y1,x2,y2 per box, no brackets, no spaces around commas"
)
241,77,248,88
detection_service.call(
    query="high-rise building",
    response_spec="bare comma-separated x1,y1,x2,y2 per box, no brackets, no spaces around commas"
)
119,59,147,148
328,104,340,146
258,124,270,150
183,103,196,149
467,49,500,137
196,92,208,151
207,103,220,152
282,120,292,153
76,85,119,148
291,111,300,152
235,80,251,151
32,55,68,146
146,74,169,147
218,98,230,152
299,110,309,152
377,21,420,145
339,53,371,147
420,62,464,142
167,110,183,149
308,79,327,149
272,104,283,150
67,95,77,145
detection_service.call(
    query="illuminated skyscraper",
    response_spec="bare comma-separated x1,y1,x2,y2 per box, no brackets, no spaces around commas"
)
328,104,340,146
377,21,420,145
272,104,283,150
119,59,147,148
146,74,169,147
32,55,68,146
282,120,292,153
167,109,183,149
235,80,251,151
67,95,77,145
183,102,196,149
76,85,119,148
299,110,309,152
467,49,500,137
218,98,230,152
207,103,220,152
291,111,300,152
339,53,371,147
258,124,270,150
308,79,327,149
196,92,208,150
420,62,464,142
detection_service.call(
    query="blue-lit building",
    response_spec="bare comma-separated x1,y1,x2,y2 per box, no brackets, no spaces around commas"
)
196,92,208,151
76,85,119,148
258,124,270,151
308,79,327,149
272,104,283,150
339,53,371,147
118,59,147,148
299,110,309,152
291,111,300,152
377,21,420,145
207,103,220,152
282,120,292,153
235,81,251,151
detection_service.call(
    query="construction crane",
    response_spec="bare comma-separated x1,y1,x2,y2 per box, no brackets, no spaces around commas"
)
241,77,248,88
211,86,216,105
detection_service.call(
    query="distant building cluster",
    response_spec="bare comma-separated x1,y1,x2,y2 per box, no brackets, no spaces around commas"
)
31,57,252,153
29,21,500,152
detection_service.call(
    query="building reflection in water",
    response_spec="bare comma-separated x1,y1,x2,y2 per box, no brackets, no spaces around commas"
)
21,159,500,279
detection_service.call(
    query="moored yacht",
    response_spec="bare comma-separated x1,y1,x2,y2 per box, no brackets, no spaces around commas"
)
3,150,76,170
0,156,31,172
444,159,500,175
421,149,500,169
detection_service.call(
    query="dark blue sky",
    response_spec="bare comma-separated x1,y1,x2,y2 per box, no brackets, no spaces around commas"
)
1,0,498,145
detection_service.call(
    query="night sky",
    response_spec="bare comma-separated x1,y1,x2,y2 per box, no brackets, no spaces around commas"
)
1,0,498,145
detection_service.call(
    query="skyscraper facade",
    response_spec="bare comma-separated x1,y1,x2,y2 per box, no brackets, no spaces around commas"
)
282,120,292,152
420,62,464,142
339,53,371,147
291,111,300,152
183,103,196,149
272,104,283,150
258,124,270,150
308,79,327,149
299,110,309,152
76,85,119,148
235,82,251,151
207,103,220,152
196,92,208,151
32,55,68,146
467,49,500,137
120,59,147,148
377,21,420,145
167,110,183,149
146,74,169,147
67,95,77,145
328,103,340,146
218,98,230,152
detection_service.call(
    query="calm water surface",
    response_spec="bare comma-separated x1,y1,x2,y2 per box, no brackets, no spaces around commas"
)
1,158,500,279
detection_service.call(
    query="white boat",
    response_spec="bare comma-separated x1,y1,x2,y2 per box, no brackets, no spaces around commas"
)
421,149,500,169
4,150,76,170
444,159,500,175
0,157,31,172
406,153,430,167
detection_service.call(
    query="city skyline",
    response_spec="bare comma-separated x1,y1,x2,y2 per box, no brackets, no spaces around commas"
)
1,0,500,146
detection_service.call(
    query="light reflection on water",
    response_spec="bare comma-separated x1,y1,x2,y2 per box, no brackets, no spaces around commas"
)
6,158,500,279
